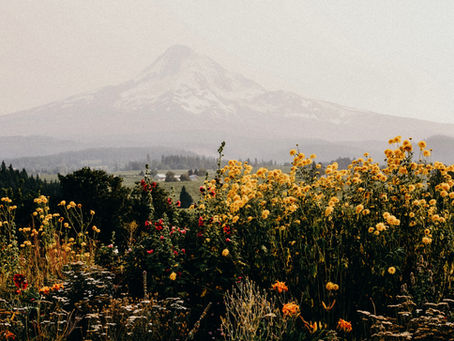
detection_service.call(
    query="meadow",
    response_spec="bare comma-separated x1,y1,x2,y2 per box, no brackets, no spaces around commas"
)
1,137,454,340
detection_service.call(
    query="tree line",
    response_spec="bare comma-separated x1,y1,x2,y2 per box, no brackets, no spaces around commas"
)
0,162,193,247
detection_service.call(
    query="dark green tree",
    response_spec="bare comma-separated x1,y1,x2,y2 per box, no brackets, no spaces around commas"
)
58,168,131,244
179,186,193,208
165,171,177,182
179,173,190,182
0,161,60,226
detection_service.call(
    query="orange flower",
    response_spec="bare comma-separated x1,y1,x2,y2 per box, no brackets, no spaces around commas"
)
39,286,51,295
337,318,352,332
322,299,336,311
304,321,318,333
3,330,15,340
271,281,288,293
52,283,64,291
282,302,300,317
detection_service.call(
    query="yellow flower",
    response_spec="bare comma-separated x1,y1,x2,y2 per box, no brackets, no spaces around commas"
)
422,236,432,245
418,140,427,150
169,272,177,281
423,150,431,157
289,149,297,156
388,266,396,275
325,206,334,217
325,281,339,291
222,248,230,257
90,210,95,215
261,209,270,219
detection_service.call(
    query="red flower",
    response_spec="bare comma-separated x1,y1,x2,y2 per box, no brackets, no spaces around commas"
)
198,217,204,227
13,274,27,289
147,249,154,254
176,200,181,207
13,274,27,292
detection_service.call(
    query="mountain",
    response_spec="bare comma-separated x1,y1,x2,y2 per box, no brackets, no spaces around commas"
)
1,44,454,161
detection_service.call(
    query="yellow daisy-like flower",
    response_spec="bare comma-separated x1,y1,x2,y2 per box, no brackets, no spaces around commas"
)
422,236,432,245
222,248,230,257
355,204,364,214
169,272,177,281
388,266,396,275
261,210,270,219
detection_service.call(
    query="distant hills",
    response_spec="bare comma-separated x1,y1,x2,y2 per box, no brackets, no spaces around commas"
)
1,45,454,167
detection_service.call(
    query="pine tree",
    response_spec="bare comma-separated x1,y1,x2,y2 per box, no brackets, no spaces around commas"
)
179,186,193,208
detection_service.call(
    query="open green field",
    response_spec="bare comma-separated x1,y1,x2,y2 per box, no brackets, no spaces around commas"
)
113,169,212,201
37,169,209,201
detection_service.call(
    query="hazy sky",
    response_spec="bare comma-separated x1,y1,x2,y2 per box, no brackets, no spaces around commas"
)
1,1,453,123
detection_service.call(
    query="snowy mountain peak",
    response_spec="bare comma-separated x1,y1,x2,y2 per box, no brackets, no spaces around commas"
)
120,45,266,113
137,45,198,80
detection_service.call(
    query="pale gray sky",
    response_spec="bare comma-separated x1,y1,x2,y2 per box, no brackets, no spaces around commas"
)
1,0,453,123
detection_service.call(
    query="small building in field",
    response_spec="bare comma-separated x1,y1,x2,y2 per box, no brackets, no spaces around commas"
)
155,173,166,181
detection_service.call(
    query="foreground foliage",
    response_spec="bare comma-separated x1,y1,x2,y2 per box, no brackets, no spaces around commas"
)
1,137,454,340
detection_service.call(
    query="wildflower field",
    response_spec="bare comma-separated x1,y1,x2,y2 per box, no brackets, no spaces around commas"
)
1,137,454,340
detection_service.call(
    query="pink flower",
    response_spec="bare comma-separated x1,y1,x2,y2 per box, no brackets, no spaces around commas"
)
147,249,154,254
